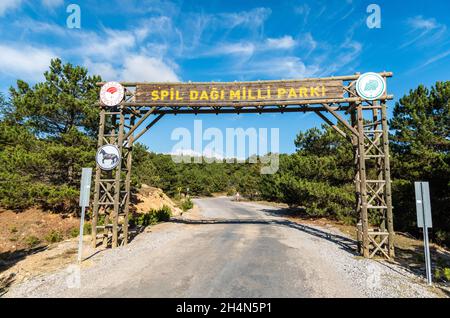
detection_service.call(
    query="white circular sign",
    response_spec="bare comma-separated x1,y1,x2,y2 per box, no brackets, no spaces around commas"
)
100,81,124,106
96,144,121,170
356,72,386,101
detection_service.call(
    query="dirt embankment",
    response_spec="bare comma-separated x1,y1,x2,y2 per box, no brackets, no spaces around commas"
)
0,186,183,295
0,186,180,263
134,184,182,216
0,209,79,256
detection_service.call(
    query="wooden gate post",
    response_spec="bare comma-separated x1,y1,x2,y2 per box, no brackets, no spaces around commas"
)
91,108,105,248
356,104,370,258
350,107,362,254
112,107,125,248
381,102,395,257
122,114,135,245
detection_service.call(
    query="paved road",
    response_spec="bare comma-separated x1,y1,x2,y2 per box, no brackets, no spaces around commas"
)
4,197,436,298
110,197,325,297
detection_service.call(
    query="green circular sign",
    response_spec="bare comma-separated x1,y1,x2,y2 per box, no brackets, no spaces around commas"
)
356,72,386,101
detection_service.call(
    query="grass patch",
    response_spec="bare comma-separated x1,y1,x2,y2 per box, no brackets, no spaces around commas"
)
435,267,450,282
25,236,40,248
70,222,92,238
70,228,79,238
45,230,63,243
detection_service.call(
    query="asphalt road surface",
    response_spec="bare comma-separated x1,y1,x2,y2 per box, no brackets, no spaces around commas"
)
4,197,436,298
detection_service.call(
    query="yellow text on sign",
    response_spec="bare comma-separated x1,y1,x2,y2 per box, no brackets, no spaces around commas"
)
149,86,327,101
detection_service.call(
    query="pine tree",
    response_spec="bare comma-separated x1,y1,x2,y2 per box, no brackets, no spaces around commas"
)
0,59,102,211
8,58,101,138
390,81,450,245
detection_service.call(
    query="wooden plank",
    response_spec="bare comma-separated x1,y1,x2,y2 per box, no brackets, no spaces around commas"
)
119,96,393,108
134,80,344,105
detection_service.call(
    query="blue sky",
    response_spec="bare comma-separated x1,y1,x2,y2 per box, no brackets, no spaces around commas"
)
0,0,449,155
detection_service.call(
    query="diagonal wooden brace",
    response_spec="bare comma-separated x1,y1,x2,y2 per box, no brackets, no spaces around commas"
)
123,106,156,140
314,111,351,142
321,103,359,137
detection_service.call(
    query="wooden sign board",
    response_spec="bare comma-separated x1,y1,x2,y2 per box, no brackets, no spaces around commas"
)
135,79,344,106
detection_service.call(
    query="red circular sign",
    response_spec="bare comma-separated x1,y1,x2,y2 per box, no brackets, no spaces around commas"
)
100,82,124,106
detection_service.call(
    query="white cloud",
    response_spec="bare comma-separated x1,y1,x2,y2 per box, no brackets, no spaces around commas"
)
298,33,317,57
402,16,447,48
294,4,310,15
198,36,296,59
134,16,174,41
120,55,180,82
13,17,66,36
217,7,271,31
0,45,56,81
78,29,136,61
294,4,310,24
0,0,22,16
421,49,450,67
0,6,362,85
12,18,182,82
320,38,362,75
84,55,181,82
408,16,439,31
215,43,255,56
256,57,320,78
220,56,320,79
265,36,296,49
41,0,64,8
179,7,272,56
84,59,119,81
408,49,450,73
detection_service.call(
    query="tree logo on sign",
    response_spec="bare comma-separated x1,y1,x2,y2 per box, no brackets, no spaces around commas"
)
356,72,386,101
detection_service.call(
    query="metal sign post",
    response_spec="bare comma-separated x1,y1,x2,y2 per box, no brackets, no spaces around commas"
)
78,168,92,263
414,181,433,285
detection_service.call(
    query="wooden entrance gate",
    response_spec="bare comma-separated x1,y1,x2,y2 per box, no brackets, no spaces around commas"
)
92,72,395,259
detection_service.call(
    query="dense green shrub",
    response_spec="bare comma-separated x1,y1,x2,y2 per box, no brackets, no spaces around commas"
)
155,205,172,222
129,205,172,227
